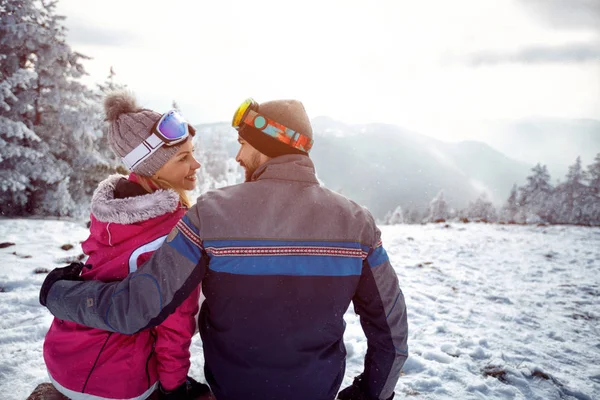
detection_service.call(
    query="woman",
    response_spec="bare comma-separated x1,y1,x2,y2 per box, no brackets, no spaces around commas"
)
43,92,210,400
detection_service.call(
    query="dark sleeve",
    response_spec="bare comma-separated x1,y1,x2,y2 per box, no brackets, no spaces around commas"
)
352,226,408,399
45,213,207,335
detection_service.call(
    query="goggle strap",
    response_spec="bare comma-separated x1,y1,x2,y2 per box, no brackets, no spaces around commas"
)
122,133,164,170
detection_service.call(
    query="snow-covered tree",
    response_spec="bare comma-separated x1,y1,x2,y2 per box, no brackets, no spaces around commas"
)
466,193,497,222
500,184,520,223
97,67,122,94
0,117,47,213
28,1,108,216
396,207,422,224
384,205,404,225
553,157,590,225
0,0,68,215
94,67,128,170
191,126,240,199
0,38,43,213
0,0,112,217
427,190,449,223
519,164,553,223
587,153,600,196
583,154,600,226
406,208,422,224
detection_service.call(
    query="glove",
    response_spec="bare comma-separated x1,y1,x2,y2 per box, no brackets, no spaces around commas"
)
39,262,90,307
337,374,395,400
186,376,213,399
159,376,211,400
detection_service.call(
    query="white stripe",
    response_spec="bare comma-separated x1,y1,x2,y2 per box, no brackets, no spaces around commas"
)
106,222,113,246
128,235,167,273
122,133,164,170
49,372,158,400
145,133,163,148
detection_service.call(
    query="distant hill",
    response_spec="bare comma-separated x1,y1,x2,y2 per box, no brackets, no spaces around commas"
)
194,118,532,219
480,117,600,179
309,117,531,218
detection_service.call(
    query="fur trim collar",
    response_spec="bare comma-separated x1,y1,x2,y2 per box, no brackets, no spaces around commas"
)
91,175,181,224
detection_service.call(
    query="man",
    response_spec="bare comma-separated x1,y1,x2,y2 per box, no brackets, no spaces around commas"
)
40,98,409,400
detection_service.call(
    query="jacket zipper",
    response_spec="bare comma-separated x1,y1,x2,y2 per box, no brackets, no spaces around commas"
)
82,332,113,393
146,331,158,387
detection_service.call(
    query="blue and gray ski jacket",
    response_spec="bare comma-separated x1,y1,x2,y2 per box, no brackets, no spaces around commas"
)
45,154,409,400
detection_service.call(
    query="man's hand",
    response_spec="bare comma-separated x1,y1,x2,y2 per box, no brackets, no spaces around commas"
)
39,262,90,307
159,376,212,400
337,374,395,400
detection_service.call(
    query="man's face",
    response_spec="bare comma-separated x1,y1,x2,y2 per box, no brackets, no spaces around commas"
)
235,136,269,182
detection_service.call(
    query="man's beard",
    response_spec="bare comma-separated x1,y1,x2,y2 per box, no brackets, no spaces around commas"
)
241,153,262,182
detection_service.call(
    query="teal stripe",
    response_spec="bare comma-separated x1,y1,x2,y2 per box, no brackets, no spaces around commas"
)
209,255,362,276
167,229,202,264
367,246,389,267
180,215,200,236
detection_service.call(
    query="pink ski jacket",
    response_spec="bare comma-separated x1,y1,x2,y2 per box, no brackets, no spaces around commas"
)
44,174,200,400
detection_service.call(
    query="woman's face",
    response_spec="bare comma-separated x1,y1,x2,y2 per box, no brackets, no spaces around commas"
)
154,138,201,191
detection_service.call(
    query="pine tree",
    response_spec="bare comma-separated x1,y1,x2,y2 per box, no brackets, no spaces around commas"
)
0,116,47,213
466,193,497,223
0,0,112,217
553,157,589,224
97,67,123,94
0,0,68,215
399,208,422,224
584,154,600,225
95,67,128,170
427,190,448,223
192,125,240,198
384,205,404,225
0,18,43,211
500,184,520,223
26,0,106,216
519,164,553,223
587,153,600,196
408,208,422,224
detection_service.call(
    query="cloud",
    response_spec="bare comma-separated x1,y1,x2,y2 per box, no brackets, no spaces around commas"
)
519,0,600,32
465,1,600,66
65,19,139,47
468,41,600,65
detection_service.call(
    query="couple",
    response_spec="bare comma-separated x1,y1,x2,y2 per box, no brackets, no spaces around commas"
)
40,91,409,400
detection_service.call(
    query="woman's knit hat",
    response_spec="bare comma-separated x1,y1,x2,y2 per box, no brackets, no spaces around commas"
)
105,91,186,176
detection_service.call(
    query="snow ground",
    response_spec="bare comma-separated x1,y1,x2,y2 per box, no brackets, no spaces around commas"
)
0,219,598,400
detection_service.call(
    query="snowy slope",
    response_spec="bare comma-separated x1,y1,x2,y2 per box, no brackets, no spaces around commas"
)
0,219,599,400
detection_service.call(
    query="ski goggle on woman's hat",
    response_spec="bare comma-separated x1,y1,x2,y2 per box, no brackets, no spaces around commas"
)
232,98,313,153
122,110,194,170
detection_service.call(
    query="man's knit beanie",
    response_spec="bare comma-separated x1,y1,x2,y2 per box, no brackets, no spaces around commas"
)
239,99,313,158
105,91,185,176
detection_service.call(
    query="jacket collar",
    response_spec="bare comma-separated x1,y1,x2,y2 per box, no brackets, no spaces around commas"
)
251,154,319,185
91,174,181,224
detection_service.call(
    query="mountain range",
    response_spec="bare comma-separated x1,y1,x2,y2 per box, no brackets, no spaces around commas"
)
193,117,599,219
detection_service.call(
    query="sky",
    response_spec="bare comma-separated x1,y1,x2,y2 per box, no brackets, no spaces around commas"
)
55,0,600,142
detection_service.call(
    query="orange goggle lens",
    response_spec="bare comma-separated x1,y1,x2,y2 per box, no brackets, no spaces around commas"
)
232,98,256,128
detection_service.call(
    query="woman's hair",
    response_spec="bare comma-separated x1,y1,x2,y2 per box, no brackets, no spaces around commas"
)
136,175,193,208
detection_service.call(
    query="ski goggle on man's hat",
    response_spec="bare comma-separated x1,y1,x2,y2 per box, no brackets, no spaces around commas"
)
232,98,314,155
122,110,194,170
